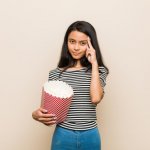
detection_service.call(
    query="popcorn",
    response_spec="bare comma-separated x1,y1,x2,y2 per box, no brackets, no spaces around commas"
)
44,81,74,98
41,80,74,123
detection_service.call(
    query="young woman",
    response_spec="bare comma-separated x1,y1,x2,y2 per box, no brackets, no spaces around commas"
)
32,21,109,150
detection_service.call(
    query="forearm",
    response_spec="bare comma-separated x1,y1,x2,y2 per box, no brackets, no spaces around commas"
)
90,63,103,104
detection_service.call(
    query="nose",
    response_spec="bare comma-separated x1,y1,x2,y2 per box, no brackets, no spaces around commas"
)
74,43,80,51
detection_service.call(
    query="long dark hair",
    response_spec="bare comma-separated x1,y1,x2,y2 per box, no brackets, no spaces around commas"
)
57,21,109,73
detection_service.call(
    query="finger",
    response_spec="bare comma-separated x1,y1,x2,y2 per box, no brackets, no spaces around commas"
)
86,49,90,58
39,107,48,113
87,37,93,49
86,46,92,55
39,116,57,122
86,45,90,56
46,117,57,122
41,113,56,118
87,40,90,48
43,117,57,124
87,55,91,62
86,51,91,62
44,120,56,126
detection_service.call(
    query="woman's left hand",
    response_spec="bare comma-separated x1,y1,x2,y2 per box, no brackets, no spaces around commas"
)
86,37,98,65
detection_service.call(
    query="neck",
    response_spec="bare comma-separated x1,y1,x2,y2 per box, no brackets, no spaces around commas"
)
74,61,82,68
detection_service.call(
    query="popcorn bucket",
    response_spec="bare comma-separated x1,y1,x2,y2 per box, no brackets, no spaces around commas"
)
41,80,73,123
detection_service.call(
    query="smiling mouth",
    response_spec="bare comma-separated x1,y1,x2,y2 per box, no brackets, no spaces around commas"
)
73,53,80,56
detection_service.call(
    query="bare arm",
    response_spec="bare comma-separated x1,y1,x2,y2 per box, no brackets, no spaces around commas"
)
90,62,104,104
86,37,104,104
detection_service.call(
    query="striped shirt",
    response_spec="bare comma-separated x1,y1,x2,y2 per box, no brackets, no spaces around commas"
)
48,66,108,130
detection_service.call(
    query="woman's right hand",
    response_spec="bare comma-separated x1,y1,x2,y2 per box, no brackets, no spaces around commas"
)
32,108,57,126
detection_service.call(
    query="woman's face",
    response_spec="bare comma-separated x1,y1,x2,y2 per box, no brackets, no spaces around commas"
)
67,31,88,60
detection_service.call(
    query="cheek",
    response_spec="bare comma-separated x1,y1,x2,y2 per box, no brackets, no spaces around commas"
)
68,43,73,51
81,46,87,52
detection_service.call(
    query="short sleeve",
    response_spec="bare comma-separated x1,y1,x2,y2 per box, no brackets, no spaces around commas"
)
48,69,60,81
99,66,108,90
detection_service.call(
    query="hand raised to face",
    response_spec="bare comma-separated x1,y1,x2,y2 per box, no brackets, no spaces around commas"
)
86,37,97,65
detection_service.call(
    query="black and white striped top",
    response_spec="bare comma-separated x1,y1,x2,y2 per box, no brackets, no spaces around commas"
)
48,66,108,130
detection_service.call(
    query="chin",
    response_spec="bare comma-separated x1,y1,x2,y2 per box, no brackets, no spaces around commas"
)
72,54,85,60
72,56,82,60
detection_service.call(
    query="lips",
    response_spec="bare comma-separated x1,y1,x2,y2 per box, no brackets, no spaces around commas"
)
73,52,80,56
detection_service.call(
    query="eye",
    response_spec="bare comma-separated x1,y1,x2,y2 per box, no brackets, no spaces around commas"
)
69,40,75,44
80,41,87,46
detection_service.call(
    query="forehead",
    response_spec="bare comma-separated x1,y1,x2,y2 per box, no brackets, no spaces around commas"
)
68,31,88,40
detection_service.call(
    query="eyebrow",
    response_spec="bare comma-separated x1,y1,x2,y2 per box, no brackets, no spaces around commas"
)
68,38,87,42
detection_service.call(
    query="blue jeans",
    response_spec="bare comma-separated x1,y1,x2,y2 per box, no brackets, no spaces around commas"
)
51,125,101,150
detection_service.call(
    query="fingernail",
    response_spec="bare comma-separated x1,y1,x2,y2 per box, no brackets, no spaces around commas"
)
44,110,48,113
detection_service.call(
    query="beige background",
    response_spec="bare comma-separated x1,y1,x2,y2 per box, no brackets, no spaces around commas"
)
0,0,150,150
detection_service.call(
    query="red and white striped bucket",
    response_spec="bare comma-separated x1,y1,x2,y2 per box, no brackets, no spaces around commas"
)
41,81,73,123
